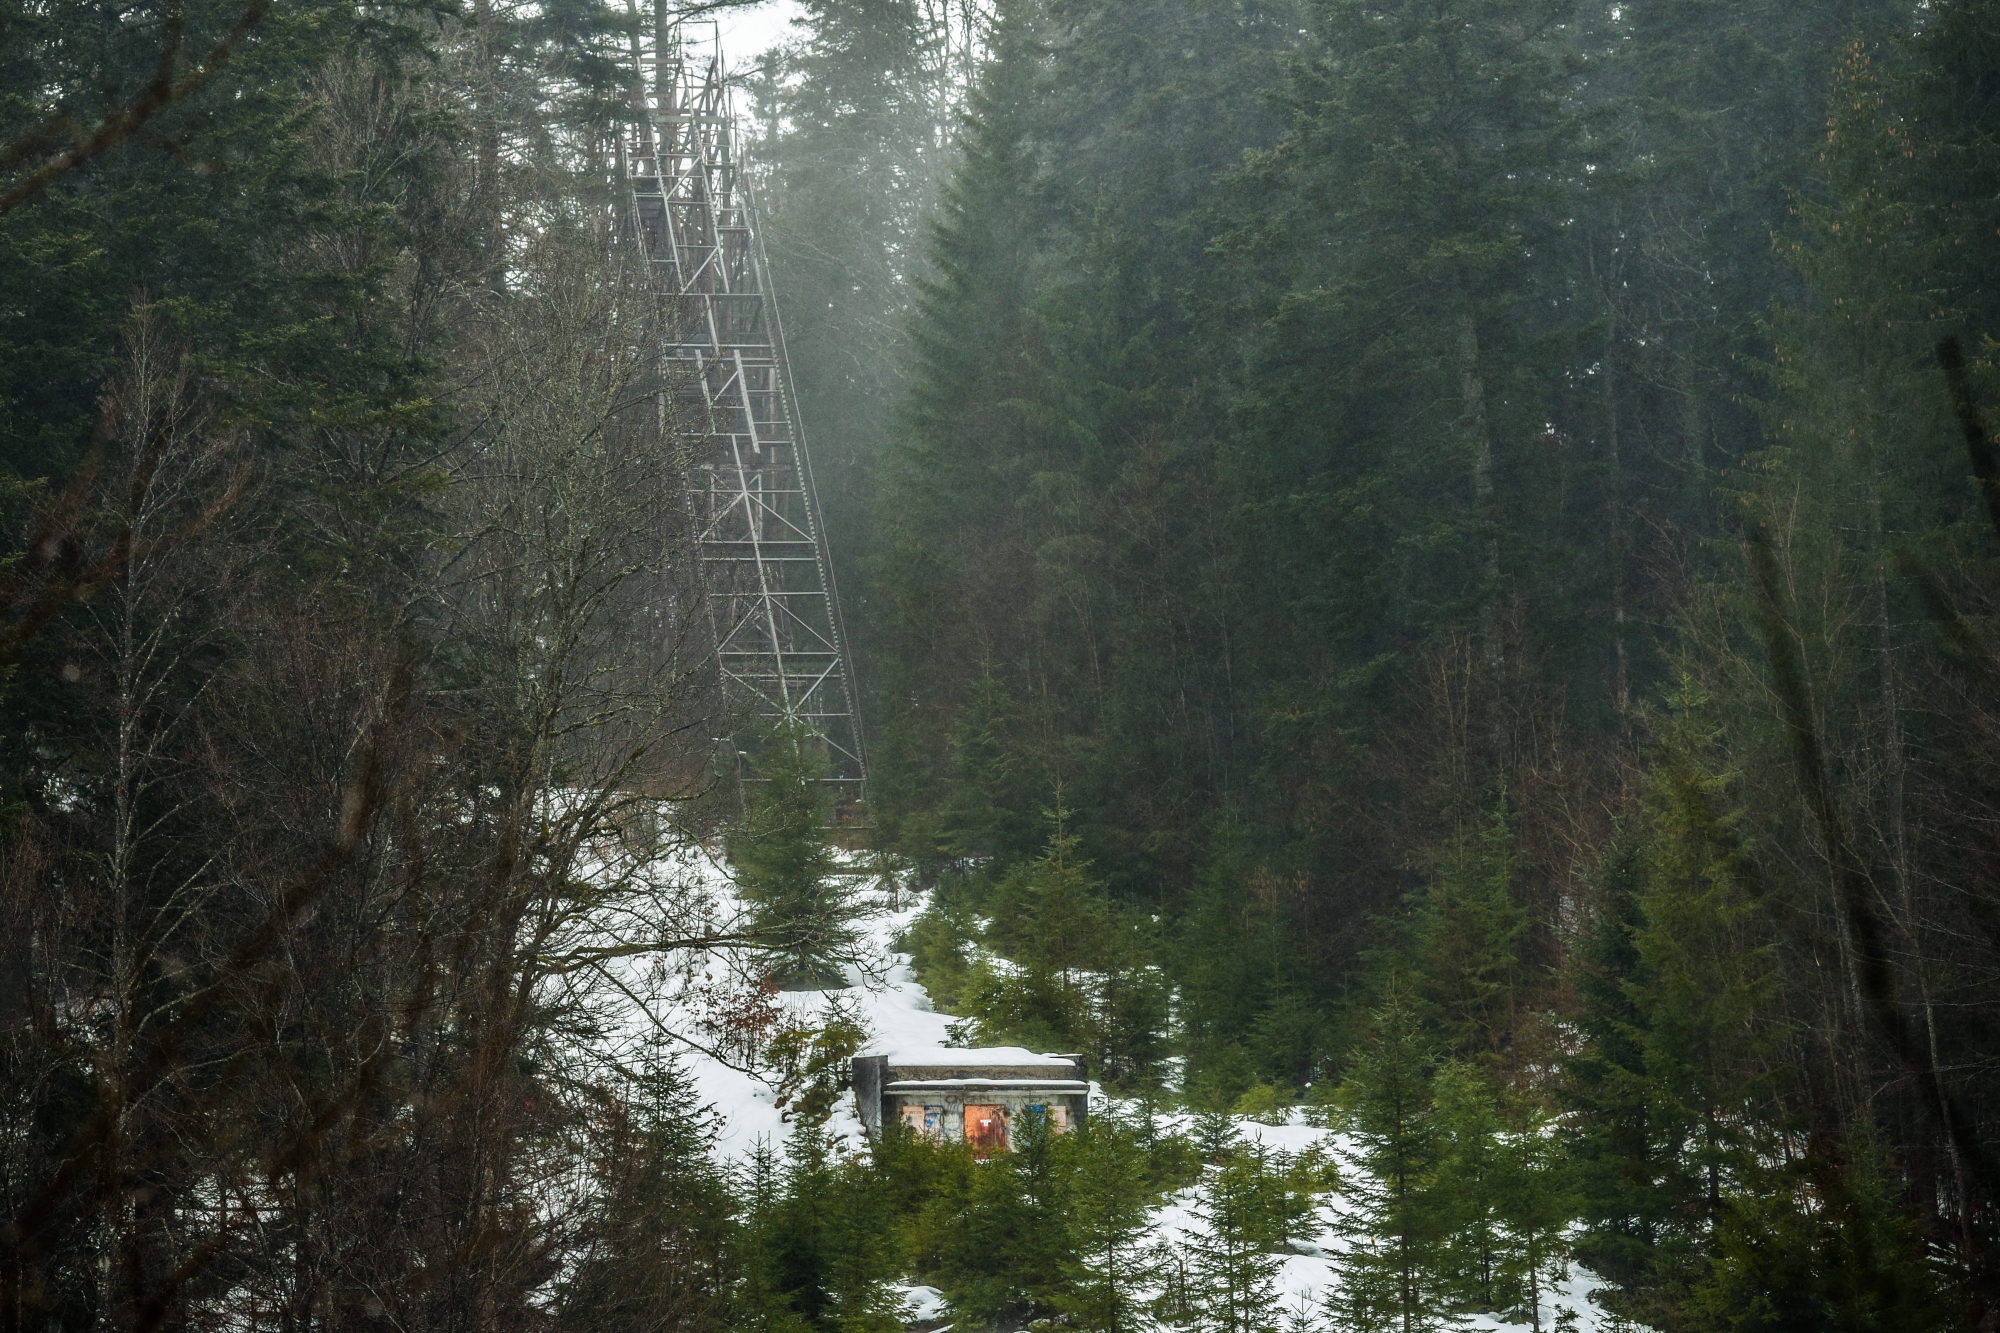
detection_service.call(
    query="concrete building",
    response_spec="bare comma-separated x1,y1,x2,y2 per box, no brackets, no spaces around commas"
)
852,1048,1088,1155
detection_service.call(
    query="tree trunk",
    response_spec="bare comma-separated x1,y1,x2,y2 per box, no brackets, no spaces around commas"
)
1604,319,1630,726
1456,301,1503,763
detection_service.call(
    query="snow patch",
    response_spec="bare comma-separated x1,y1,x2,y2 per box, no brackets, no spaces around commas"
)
895,1283,948,1324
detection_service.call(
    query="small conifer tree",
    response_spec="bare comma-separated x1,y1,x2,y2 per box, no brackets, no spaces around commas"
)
1430,1060,1508,1312
562,1042,736,1333
1412,795,1528,1066
1334,991,1453,1333
727,720,852,989
1564,844,1662,1294
1057,1110,1161,1333
933,1106,1077,1329
1627,682,1779,1277
1495,1100,1579,1333
736,1137,806,1333
1184,1141,1294,1333
740,1124,901,1333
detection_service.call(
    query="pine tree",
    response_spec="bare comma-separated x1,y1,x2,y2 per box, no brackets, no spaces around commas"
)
1096,916,1173,1089
1430,1060,1509,1314
1411,797,1528,1066
1571,0,1914,531
1689,1134,1949,1333
742,1125,902,1333
1334,992,1452,1333
933,1105,1076,1329
727,721,852,988
937,671,1039,864
1175,843,1293,1106
1494,1100,1579,1333
1008,801,1113,1010
1194,1110,1242,1167
1565,845,1663,1296
1426,1060,1580,1327
1057,1110,1161,1333
562,1045,736,1333
736,1138,808,1333
866,0,1046,846
1612,681,1783,1317
1183,1141,1297,1333
965,800,1168,1080
1216,0,1581,751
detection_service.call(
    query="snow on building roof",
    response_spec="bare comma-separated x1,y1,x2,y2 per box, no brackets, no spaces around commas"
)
884,1079,1091,1091
879,1046,1079,1069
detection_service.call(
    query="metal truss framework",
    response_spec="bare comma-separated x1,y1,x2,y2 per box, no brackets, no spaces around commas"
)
616,27,866,812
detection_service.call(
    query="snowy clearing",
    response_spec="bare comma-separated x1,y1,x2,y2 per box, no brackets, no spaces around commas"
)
603,854,1619,1332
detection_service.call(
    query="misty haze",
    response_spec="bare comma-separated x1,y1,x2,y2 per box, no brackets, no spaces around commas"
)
3,3,1997,1333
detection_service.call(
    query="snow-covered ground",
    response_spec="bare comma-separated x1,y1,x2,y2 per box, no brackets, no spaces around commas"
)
1137,1109,1609,1333
604,851,1617,1332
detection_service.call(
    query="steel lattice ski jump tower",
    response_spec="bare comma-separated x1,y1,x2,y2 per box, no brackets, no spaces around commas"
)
615,23,867,817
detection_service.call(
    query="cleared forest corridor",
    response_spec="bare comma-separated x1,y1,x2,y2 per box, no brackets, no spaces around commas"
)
617,30,865,816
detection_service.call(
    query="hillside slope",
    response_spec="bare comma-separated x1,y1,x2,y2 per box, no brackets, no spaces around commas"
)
620,855,1611,1332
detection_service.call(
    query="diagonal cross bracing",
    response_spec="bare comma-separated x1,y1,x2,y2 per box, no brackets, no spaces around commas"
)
615,25,867,812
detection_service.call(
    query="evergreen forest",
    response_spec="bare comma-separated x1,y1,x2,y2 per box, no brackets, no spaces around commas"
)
5,0,2000,1331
